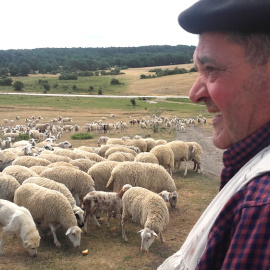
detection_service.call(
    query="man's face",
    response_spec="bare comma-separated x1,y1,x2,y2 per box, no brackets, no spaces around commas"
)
189,32,269,149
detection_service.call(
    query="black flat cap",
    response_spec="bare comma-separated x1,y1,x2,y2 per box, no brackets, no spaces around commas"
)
178,0,270,34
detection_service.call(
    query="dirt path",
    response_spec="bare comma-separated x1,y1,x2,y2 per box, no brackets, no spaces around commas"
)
175,125,224,177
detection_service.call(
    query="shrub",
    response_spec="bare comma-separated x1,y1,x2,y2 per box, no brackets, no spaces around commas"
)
110,78,121,85
71,133,93,140
18,134,30,141
130,98,136,107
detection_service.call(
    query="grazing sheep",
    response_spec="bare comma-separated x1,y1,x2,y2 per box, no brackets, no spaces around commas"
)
134,152,159,164
82,184,132,233
106,162,177,196
2,165,39,184
12,156,52,168
38,153,72,163
124,139,147,152
121,187,169,251
29,166,48,175
14,183,82,248
23,177,85,228
0,199,40,256
97,136,109,146
155,139,167,145
76,146,95,153
73,150,106,162
143,138,158,152
70,159,97,172
0,150,18,172
47,162,77,169
106,138,125,145
158,190,178,208
52,149,88,160
40,166,95,205
0,173,20,201
150,145,174,175
186,142,203,173
104,146,137,158
107,151,135,162
167,140,193,176
87,160,119,191
34,123,50,133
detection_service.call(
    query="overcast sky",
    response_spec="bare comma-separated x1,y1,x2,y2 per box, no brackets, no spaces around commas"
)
1,0,199,50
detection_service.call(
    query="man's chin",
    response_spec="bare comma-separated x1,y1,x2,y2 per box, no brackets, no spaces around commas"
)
212,130,232,150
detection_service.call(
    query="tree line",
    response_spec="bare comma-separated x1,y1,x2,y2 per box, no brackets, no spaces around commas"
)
0,45,195,76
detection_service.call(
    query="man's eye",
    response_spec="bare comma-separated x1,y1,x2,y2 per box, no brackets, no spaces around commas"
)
206,66,216,74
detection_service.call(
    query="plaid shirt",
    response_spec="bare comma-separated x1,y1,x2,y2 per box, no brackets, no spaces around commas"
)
196,122,270,270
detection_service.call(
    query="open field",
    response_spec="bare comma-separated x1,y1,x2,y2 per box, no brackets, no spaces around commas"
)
0,65,221,270
1,63,197,97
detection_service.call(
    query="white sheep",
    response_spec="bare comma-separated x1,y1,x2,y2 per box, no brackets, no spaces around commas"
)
150,145,174,175
186,142,203,173
0,149,18,171
104,146,137,158
40,166,95,205
12,156,52,168
0,199,40,256
167,140,193,176
14,183,82,248
121,187,169,251
23,177,85,228
134,152,159,164
29,166,48,175
124,138,147,152
82,184,132,233
158,190,178,208
143,138,158,152
0,173,20,201
73,149,106,162
38,153,72,163
87,160,119,191
70,159,97,172
107,151,135,162
106,162,177,196
52,148,88,160
2,165,39,184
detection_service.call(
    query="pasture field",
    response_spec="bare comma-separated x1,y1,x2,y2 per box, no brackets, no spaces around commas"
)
0,65,220,270
0,63,197,96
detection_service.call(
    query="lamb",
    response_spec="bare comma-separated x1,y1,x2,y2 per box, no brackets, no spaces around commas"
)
186,142,203,173
40,166,95,205
106,162,177,198
166,140,193,176
150,145,174,175
0,173,20,201
23,177,85,228
158,190,178,208
121,187,169,251
134,152,159,164
70,159,97,172
14,183,82,248
2,165,39,184
82,184,132,233
0,199,40,256
87,160,119,191
12,156,52,168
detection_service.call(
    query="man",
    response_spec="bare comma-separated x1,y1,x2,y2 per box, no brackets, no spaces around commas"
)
159,1,270,269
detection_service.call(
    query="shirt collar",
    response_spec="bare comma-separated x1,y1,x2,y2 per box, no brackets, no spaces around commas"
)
220,122,270,190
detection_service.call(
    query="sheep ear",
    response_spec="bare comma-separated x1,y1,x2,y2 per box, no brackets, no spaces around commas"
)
138,229,144,234
151,230,158,238
65,228,72,235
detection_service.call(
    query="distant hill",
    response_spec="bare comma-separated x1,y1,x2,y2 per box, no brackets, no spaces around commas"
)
0,45,195,76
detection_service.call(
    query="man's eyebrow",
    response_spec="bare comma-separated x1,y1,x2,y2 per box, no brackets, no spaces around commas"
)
197,56,217,65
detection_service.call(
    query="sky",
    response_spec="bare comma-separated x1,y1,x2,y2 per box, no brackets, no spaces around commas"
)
1,0,199,50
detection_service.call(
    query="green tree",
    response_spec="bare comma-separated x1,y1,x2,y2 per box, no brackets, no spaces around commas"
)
98,88,103,95
43,83,50,91
110,78,120,85
12,81,24,91
20,62,31,76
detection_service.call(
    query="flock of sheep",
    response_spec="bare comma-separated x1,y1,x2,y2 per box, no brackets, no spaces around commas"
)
0,113,204,257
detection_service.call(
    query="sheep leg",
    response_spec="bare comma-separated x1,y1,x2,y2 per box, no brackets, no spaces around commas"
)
121,216,128,242
160,232,165,243
0,227,9,255
73,194,80,206
106,211,112,228
183,159,188,176
48,223,61,247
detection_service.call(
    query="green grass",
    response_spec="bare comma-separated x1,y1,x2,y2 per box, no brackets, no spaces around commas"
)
0,95,208,116
1,75,128,95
